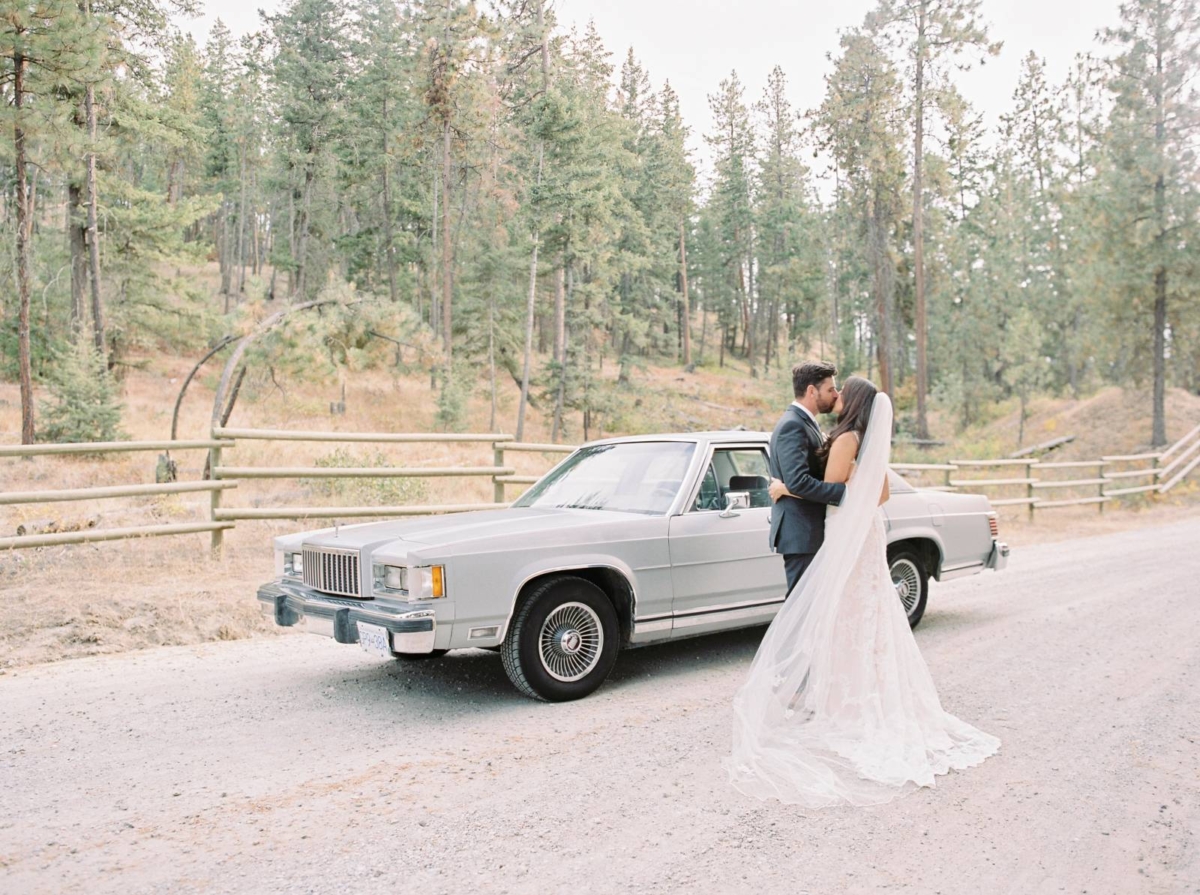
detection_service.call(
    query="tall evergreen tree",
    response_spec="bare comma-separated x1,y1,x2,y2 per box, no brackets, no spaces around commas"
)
1098,0,1200,445
871,0,999,436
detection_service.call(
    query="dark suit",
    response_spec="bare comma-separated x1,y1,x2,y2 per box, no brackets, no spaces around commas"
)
768,405,846,592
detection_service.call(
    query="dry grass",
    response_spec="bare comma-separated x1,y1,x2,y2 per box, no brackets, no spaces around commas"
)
2,336,1198,670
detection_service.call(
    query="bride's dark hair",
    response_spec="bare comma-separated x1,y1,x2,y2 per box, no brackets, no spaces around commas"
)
816,375,879,467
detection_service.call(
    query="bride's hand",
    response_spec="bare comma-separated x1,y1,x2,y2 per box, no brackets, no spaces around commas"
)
768,478,788,502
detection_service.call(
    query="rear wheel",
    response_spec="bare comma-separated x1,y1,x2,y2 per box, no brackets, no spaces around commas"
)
887,547,929,629
501,576,618,702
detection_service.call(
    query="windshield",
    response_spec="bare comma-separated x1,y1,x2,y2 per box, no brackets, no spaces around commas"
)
514,442,696,515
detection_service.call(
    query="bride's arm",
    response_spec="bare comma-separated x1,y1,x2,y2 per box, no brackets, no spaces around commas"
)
879,474,890,506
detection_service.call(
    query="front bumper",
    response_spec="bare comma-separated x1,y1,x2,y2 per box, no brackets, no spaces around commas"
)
986,541,1010,572
257,580,437,654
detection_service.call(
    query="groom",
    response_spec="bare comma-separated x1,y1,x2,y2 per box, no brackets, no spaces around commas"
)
768,361,846,593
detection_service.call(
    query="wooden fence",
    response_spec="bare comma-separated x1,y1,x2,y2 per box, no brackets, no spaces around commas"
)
2,422,1198,553
0,439,235,550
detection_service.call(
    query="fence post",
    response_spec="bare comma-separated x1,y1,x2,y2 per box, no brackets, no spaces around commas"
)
944,466,953,490
210,441,224,558
493,444,505,504
1026,461,1036,522
1098,462,1106,514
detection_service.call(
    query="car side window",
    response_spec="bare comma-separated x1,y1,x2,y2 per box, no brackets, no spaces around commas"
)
692,464,722,511
689,447,772,511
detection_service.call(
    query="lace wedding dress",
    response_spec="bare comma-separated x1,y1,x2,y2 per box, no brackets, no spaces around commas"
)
727,394,999,807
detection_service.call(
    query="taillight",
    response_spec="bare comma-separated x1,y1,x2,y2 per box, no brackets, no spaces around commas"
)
988,514,1000,538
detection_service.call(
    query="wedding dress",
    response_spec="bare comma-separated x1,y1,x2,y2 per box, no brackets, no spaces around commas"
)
727,394,999,807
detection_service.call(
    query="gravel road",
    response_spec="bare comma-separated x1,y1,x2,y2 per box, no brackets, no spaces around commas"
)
2,519,1198,895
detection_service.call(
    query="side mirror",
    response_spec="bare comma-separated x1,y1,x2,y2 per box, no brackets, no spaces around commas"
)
720,491,750,518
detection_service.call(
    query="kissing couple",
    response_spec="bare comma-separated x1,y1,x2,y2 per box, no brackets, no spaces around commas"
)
726,361,1000,808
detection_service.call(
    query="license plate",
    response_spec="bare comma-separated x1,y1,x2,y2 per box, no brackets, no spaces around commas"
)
356,622,392,659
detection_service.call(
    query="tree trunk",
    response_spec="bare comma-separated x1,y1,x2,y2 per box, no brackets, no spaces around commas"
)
488,290,497,432
679,218,692,366
381,164,399,304
553,261,565,366
14,48,34,444
236,146,248,294
67,180,87,338
1151,31,1168,447
516,144,545,442
912,1,929,436
381,98,399,305
869,194,894,395
85,76,105,361
441,119,453,365
220,202,233,303
552,261,571,442
428,161,438,327
295,167,315,300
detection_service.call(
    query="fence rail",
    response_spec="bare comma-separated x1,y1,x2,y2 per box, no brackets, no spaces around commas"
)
4,422,1198,553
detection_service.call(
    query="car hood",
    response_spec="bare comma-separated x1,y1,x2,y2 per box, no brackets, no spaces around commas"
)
302,506,649,553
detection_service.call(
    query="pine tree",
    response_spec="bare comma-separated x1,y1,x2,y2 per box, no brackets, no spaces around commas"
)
40,340,124,443
705,71,755,371
1098,0,1200,445
814,29,906,394
870,0,999,434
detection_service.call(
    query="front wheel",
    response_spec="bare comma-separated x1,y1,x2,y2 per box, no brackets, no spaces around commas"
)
501,576,619,702
888,548,929,629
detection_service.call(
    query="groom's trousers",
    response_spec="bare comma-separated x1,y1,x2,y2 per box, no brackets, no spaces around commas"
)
783,553,816,594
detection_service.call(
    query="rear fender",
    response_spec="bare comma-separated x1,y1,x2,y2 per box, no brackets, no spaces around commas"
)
885,531,946,580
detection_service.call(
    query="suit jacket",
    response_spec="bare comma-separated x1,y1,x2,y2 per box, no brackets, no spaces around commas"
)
768,405,846,556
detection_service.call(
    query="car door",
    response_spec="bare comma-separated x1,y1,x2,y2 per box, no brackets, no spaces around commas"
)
667,444,788,637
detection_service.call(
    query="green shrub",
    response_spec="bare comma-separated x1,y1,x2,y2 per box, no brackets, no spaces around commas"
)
39,341,125,443
302,447,429,506
435,366,469,433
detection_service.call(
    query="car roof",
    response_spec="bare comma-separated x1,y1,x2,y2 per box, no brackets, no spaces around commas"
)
582,431,770,448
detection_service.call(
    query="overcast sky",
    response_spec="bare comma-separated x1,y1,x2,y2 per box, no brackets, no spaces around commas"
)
187,0,1123,179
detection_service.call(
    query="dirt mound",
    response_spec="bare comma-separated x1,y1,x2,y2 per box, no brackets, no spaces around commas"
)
970,387,1200,460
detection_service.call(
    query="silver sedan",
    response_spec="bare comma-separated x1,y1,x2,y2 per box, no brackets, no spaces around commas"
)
258,432,1009,701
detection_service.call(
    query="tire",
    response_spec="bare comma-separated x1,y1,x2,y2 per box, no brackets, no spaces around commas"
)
887,547,929,629
394,649,449,661
501,575,619,702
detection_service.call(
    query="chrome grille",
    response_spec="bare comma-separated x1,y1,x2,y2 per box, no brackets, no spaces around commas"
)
302,546,361,597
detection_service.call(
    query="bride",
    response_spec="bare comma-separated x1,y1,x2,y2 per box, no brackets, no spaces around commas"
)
727,376,1000,807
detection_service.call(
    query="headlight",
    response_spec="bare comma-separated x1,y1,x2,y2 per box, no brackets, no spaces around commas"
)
284,552,303,578
409,565,447,600
372,563,445,599
373,563,407,593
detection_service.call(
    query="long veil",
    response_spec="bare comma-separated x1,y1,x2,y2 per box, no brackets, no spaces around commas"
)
727,392,899,803
728,391,998,805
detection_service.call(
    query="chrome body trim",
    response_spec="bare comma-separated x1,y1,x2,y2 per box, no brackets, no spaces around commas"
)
939,562,985,581
629,617,672,642
257,580,437,654
670,599,785,631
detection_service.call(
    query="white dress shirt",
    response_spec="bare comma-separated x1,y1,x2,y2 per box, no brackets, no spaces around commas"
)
791,401,819,426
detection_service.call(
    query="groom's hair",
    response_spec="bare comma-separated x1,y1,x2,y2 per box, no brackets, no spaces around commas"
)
792,361,837,398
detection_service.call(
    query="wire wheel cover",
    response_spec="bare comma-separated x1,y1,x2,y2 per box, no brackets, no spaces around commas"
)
891,559,921,613
538,601,604,682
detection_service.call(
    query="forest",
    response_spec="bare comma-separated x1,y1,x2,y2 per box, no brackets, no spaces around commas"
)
2,0,1198,449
